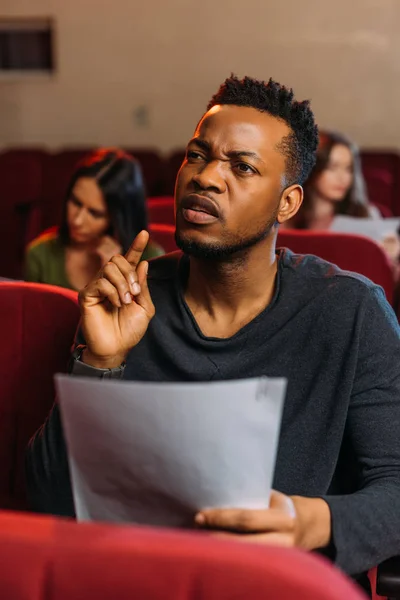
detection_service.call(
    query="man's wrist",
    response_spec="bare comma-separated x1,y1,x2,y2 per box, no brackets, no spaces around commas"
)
81,347,126,370
291,496,332,551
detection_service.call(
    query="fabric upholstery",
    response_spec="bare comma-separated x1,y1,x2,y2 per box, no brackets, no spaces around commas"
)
164,150,186,195
149,223,177,253
0,150,46,278
361,151,400,216
125,149,166,197
0,282,80,510
148,196,175,225
0,510,366,600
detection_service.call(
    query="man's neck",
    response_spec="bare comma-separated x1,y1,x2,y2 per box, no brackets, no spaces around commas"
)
184,236,278,338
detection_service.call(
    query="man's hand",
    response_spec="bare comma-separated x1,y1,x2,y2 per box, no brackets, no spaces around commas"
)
194,490,331,551
79,230,155,369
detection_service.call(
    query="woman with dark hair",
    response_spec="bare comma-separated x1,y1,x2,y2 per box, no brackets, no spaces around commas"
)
289,130,376,230
24,148,164,290
286,131,400,271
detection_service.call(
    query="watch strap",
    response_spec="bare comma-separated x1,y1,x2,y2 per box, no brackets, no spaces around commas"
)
70,345,126,379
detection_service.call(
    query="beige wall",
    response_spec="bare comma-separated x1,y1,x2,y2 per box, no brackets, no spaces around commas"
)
1,0,399,151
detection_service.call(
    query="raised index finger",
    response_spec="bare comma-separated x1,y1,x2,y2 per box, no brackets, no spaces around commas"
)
125,230,150,268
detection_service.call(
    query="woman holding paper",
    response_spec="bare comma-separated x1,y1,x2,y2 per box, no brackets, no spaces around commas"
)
285,131,400,270
287,131,378,228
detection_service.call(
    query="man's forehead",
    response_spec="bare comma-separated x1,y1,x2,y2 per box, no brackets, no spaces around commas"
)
194,105,291,153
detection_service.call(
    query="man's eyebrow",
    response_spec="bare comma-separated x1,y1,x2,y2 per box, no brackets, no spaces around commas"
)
226,150,263,163
187,139,263,163
187,138,211,152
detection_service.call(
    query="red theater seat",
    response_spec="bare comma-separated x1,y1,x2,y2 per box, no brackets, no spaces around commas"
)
149,223,177,253
125,148,166,197
0,282,80,510
0,510,365,600
148,196,175,225
164,149,186,195
0,149,46,278
361,151,400,216
277,230,394,305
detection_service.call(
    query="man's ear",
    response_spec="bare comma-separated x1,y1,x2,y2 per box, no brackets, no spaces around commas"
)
276,184,303,225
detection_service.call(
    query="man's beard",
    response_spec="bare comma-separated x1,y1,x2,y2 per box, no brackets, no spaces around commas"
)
175,214,278,261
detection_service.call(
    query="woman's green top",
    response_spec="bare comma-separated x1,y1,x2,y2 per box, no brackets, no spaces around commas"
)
24,230,165,291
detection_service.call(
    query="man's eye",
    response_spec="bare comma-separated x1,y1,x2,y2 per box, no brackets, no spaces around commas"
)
187,151,204,161
236,163,255,174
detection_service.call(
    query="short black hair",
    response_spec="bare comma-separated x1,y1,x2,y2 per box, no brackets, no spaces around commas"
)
207,75,318,186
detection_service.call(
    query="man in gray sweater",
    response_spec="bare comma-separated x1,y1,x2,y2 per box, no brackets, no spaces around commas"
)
26,75,400,593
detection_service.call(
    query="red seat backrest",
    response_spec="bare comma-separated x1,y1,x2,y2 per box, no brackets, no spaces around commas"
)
0,149,46,207
125,149,166,197
0,282,80,510
277,230,394,305
148,196,175,225
149,223,177,253
164,150,186,195
0,511,365,600
361,151,400,216
0,150,47,278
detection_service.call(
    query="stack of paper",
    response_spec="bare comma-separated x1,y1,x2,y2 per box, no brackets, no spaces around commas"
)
330,215,400,242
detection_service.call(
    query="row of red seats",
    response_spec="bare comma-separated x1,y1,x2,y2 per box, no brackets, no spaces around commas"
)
2,147,400,217
0,147,180,223
0,197,176,280
0,280,378,599
1,147,400,278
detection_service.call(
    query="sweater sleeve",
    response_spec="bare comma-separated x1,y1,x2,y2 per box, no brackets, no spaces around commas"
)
25,402,75,517
323,286,400,575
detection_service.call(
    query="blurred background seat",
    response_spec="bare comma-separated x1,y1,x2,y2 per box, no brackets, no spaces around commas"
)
0,282,80,510
149,223,177,253
164,149,186,196
0,149,47,279
147,196,175,225
361,150,400,217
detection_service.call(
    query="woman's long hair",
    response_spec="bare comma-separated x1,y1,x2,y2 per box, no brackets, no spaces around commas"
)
294,131,370,228
59,148,148,252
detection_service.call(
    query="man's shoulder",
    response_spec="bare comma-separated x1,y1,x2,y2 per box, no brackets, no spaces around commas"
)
280,248,383,299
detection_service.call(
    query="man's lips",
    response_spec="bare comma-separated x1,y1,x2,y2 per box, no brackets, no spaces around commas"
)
180,194,220,218
179,194,221,225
